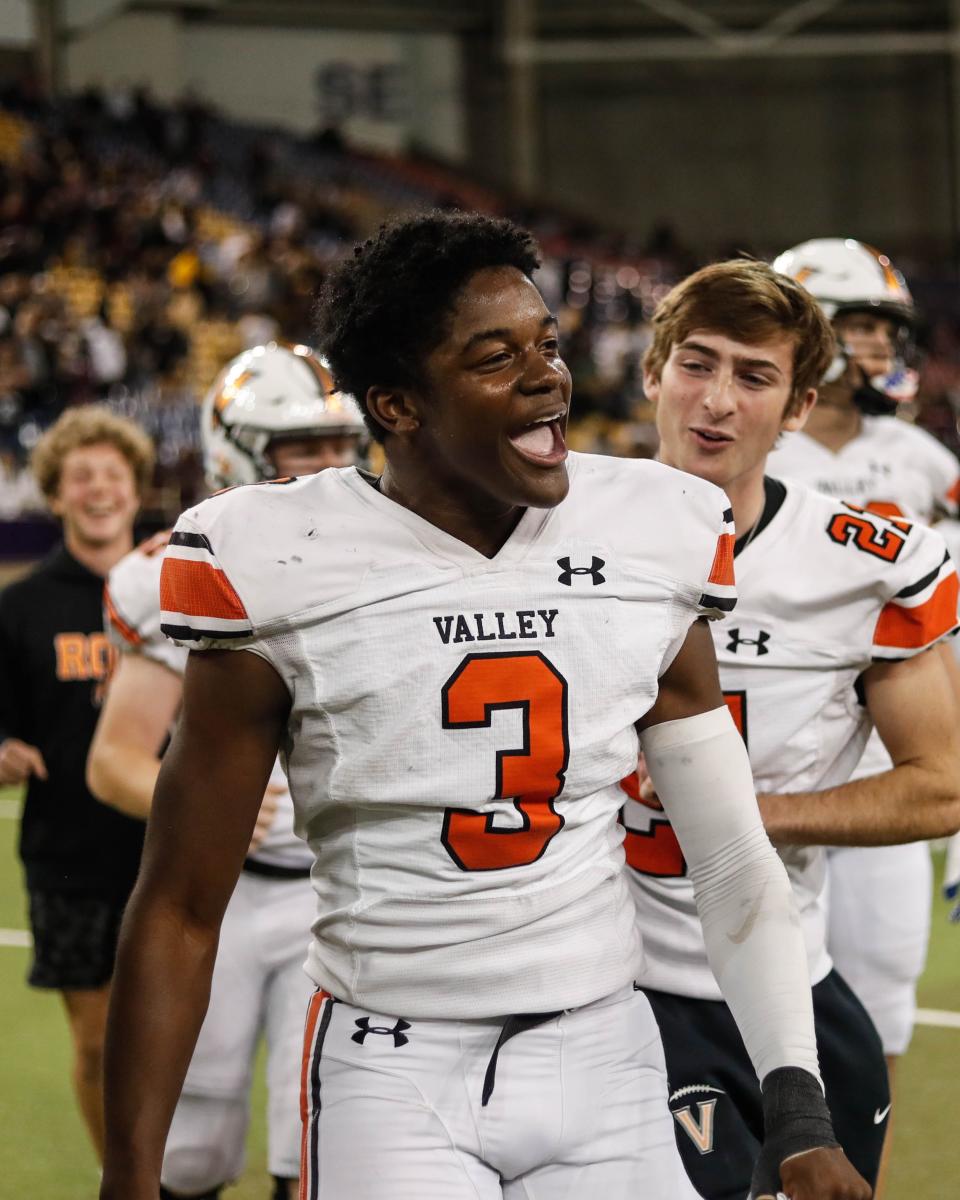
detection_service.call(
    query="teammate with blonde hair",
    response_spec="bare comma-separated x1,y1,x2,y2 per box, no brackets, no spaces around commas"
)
0,405,154,1162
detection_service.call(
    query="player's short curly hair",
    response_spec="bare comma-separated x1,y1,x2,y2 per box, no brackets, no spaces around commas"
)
644,259,836,415
31,404,155,499
315,209,542,442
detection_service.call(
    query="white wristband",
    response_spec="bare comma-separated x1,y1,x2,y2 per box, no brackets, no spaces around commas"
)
640,706,822,1087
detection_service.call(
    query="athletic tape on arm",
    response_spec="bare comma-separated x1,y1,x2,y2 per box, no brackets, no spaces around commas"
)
640,706,822,1086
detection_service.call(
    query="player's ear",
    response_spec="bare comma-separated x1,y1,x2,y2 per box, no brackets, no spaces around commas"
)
642,368,661,406
365,386,422,439
782,386,817,433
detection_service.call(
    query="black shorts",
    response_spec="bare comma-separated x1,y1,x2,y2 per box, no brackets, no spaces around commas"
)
644,970,889,1199
26,889,128,991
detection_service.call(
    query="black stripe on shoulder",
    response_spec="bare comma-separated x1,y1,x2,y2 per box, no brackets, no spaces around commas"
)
699,592,737,612
895,551,949,600
160,622,251,641
722,507,734,525
169,530,214,553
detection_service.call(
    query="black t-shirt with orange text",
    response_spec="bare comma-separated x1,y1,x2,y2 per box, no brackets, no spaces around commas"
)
0,545,145,896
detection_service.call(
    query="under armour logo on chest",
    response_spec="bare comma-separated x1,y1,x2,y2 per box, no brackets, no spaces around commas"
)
351,1017,411,1047
557,556,605,586
726,628,771,656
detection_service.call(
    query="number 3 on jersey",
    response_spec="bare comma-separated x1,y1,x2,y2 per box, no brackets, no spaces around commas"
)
623,691,748,878
441,652,569,871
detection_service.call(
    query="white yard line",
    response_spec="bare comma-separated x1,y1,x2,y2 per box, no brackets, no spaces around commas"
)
0,929,30,948
915,1007,960,1030
0,919,957,1035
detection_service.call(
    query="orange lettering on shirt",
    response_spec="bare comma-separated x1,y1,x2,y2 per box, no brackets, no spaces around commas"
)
55,633,89,680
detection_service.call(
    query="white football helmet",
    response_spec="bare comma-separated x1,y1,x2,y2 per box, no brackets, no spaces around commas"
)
201,341,365,489
772,237,914,324
773,238,918,410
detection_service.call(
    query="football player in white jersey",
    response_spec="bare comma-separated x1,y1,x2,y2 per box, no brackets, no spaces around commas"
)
768,238,960,1193
625,257,960,1200
86,343,366,1200
99,212,869,1200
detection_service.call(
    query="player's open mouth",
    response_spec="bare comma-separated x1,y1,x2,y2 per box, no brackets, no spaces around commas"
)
508,412,568,466
691,427,733,449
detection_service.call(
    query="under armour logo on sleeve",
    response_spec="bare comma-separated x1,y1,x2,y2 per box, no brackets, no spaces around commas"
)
351,1017,411,1047
557,556,606,586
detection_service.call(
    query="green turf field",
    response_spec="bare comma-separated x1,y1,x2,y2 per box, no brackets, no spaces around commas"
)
1,788,957,1198
0,789,269,1199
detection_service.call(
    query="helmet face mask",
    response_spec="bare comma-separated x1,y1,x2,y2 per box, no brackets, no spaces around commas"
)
202,342,365,489
772,237,919,412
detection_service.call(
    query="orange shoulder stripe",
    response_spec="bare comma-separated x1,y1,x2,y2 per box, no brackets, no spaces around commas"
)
103,585,144,647
160,557,248,621
707,532,735,587
947,477,960,507
873,571,960,650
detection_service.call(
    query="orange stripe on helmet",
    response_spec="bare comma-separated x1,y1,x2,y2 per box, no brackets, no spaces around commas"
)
302,353,335,397
278,341,335,397
862,243,904,296
159,557,248,621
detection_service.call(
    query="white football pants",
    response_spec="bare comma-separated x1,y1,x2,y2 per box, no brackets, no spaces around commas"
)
299,982,688,1200
161,870,315,1194
826,842,932,1056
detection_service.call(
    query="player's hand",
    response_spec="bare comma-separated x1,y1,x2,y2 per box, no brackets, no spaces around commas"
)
943,830,960,922
248,779,284,854
0,738,48,785
751,1146,872,1200
634,754,663,811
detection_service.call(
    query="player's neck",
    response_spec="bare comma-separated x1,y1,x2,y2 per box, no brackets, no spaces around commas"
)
802,394,863,453
63,527,135,578
377,464,523,559
723,469,767,542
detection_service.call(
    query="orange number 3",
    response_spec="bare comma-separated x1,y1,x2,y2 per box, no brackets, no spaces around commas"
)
441,652,569,871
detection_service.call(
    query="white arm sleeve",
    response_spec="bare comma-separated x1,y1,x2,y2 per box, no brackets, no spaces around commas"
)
640,705,822,1088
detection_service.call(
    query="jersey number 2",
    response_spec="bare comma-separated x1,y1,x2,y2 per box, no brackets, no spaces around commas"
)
827,505,911,562
441,652,569,871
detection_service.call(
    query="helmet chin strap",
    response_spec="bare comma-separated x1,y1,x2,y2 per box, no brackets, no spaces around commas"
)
825,358,914,417
851,376,899,416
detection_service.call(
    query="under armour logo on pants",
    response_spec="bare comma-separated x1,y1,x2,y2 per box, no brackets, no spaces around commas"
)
351,1017,411,1047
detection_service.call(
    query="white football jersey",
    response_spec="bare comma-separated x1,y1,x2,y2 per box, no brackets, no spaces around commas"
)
105,535,308,870
159,452,737,1019
625,480,958,999
769,415,960,778
768,416,960,524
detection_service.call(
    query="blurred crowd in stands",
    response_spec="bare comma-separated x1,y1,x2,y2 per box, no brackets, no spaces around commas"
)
2,76,960,528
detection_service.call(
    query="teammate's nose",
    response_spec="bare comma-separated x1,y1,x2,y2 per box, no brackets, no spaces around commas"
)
702,371,737,417
520,349,566,394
